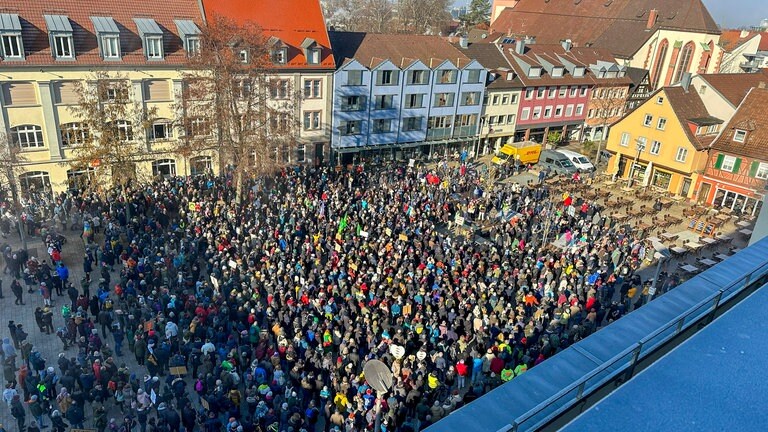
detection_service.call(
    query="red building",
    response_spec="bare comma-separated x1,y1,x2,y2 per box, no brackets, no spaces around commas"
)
697,87,768,215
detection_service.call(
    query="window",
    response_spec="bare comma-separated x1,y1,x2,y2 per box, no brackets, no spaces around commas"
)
303,111,321,130
588,109,595,119
501,95,509,105
458,114,477,127
657,117,667,130
3,82,37,105
405,94,425,109
187,37,200,56
1,34,23,59
536,88,545,99
271,80,290,99
507,114,516,124
12,125,44,149
377,70,398,86
575,104,584,116
427,116,452,129
569,87,577,97
643,114,653,127
372,119,392,133
273,48,287,64
528,67,542,78
492,95,500,105
19,172,51,199
403,117,422,131
270,112,290,133
340,95,365,111
462,92,480,106
650,140,661,155
409,70,429,85
734,129,747,143
347,70,363,86
521,107,531,120
152,159,176,177
565,105,574,116
544,106,552,118
53,35,74,58
434,93,454,107
579,86,588,97
467,69,481,83
103,84,129,102
60,122,89,146
754,162,768,179
672,42,695,84
438,70,457,84
144,79,170,101
150,121,172,141
373,94,394,110
558,87,567,97
675,147,688,163
636,136,647,152
101,35,120,59
239,50,248,63
720,155,737,172
525,88,534,99
555,106,563,117
510,94,518,104
699,85,707,95
307,48,320,64
187,117,211,137
303,79,322,98
340,120,361,135
296,145,306,163
146,37,163,59
656,96,664,104
113,120,133,141
190,156,212,176
532,107,542,119
650,40,668,89
620,132,630,147
548,87,557,98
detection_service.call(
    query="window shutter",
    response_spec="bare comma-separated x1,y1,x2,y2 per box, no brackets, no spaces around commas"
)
55,81,79,104
732,158,742,173
144,79,170,101
749,161,760,177
4,82,37,106
714,153,724,169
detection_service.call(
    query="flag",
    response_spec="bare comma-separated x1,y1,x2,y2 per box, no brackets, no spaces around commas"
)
356,223,361,236
338,214,348,234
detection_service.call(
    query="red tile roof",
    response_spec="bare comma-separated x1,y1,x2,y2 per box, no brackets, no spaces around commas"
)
199,0,335,69
663,86,721,150
2,0,203,67
710,87,768,161
697,70,768,107
718,29,760,52
329,32,473,69
491,0,720,59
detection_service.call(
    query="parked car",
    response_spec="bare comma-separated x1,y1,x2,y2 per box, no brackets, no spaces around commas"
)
556,149,595,172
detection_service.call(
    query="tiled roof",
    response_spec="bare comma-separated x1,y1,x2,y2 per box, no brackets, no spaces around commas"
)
491,0,720,59
718,29,760,52
1,0,203,67
462,43,523,89
329,32,473,69
710,87,768,161
697,70,768,107
199,0,334,69
664,86,721,150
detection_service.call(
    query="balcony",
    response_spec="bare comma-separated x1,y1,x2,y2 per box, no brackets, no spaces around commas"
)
453,125,477,138
740,60,760,71
427,128,452,140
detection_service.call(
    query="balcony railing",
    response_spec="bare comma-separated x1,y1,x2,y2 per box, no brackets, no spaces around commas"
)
453,125,477,137
427,128,452,140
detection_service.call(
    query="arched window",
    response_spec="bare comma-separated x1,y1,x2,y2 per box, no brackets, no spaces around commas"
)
18,171,52,199
673,42,695,84
152,159,176,177
11,124,44,149
67,167,95,190
698,41,714,74
650,39,668,89
190,155,213,176
60,122,90,146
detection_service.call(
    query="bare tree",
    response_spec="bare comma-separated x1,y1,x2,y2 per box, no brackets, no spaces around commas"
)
358,0,396,33
67,71,158,192
396,0,452,34
587,88,628,165
0,133,30,248
176,14,299,201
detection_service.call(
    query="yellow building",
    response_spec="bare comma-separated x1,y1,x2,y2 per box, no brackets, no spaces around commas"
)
605,83,724,198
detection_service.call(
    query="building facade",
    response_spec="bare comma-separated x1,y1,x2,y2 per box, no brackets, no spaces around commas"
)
328,32,487,163
717,30,767,74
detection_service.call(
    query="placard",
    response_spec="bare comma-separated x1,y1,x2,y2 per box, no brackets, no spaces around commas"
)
143,321,154,331
359,230,369,238
349,263,358,271
385,228,392,236
169,366,187,376
200,398,210,410
398,234,408,242
454,215,465,226
335,244,342,252
228,260,237,269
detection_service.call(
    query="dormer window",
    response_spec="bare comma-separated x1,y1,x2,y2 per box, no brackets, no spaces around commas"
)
734,129,747,142
239,50,249,64
273,48,287,64
91,16,121,60
528,67,542,78
134,18,164,60
174,19,201,57
0,13,24,60
44,15,75,60
551,67,564,78
301,38,321,65
573,67,585,77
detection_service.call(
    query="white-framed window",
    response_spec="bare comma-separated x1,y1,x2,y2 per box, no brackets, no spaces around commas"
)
187,37,200,57
620,132,630,147
575,104,584,116
296,144,306,163
146,36,163,59
734,129,747,142
636,136,647,152
510,94,518,104
427,115,452,129
525,88,534,99
755,162,768,179
340,120,361,135
271,79,290,99
565,105,574,116
187,117,211,137
507,114,516,124
405,93,425,109
11,125,45,149
558,87,567,97
579,86,588,97
403,117,422,131
408,70,429,85
1,34,23,59
656,96,664,104
543,106,552,118
372,118,392,134
643,114,653,127
555,105,563,117
491,94,500,105
152,159,176,177
239,50,248,63
273,47,287,64
536,87,545,99
307,48,321,64
18,171,52,198
657,117,667,130
303,79,322,98
434,93,454,107
548,87,557,98
53,35,74,59
569,87,577,97
150,121,172,141
377,70,398,86
101,35,120,59
462,92,481,106
650,140,661,155
532,107,542,119
303,111,322,130
521,107,531,120
501,95,509,105
190,156,212,175
588,109,595,119
675,147,688,162
721,155,736,172
113,120,133,141
60,122,89,146
438,69,457,84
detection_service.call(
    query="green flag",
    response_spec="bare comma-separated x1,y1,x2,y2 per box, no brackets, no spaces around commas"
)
338,214,348,233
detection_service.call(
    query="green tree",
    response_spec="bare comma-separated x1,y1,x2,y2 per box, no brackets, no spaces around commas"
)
465,0,492,26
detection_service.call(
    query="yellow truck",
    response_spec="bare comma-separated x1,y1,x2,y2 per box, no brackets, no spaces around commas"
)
491,141,542,165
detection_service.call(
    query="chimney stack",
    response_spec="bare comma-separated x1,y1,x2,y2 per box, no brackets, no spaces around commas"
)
459,35,469,49
516,39,526,55
561,39,572,51
647,9,658,30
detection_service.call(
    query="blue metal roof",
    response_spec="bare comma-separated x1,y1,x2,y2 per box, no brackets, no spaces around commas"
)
90,16,119,34
43,15,73,33
0,13,22,32
426,236,768,432
563,281,768,432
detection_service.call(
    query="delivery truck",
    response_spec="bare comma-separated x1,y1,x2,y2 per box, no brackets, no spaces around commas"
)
491,141,542,165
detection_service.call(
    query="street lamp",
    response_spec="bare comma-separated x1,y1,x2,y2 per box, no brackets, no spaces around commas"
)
628,138,646,187
647,241,671,303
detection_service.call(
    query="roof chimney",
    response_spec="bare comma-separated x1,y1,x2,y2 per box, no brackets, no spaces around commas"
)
681,72,692,92
459,35,469,49
515,39,526,55
647,9,658,30
561,39,572,51
759,81,767,89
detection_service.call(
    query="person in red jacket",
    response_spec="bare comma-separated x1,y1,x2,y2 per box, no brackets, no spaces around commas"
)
456,359,468,388
490,355,505,376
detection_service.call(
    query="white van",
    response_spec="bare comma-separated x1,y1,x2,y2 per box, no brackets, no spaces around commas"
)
556,149,595,172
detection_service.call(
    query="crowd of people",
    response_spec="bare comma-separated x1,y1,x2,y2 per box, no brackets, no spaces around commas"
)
0,161,659,432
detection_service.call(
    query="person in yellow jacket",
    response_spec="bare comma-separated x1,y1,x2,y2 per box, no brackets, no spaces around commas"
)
500,366,514,382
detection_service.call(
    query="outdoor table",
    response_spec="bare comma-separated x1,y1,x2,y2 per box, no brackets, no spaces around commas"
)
698,258,717,267
685,242,704,252
716,234,732,243
672,195,686,202
661,232,678,241
736,220,753,228
680,264,700,273
715,214,730,222
700,237,718,246
646,236,662,244
739,228,753,236
621,186,634,193
613,213,628,221
670,246,687,256
714,253,730,261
